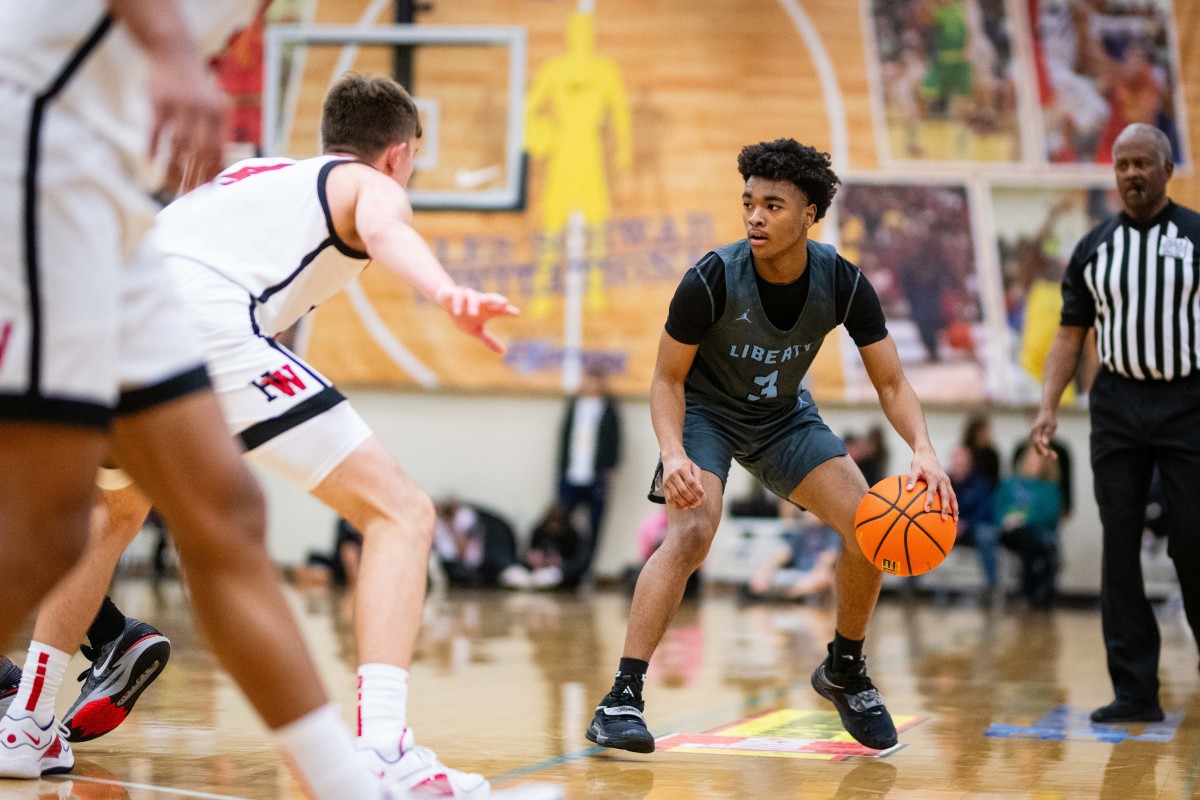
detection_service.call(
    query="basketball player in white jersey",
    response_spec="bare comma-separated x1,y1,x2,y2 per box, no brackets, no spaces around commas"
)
0,4,420,800
0,72,556,799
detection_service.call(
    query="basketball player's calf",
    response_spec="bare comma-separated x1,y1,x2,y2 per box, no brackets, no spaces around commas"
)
797,461,897,751
587,507,718,753
310,438,490,798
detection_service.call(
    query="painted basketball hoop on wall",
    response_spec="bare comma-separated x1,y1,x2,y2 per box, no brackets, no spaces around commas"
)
262,24,528,211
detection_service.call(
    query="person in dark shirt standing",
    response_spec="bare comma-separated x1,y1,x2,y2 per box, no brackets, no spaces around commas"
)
556,365,621,579
585,139,956,754
1031,123,1200,723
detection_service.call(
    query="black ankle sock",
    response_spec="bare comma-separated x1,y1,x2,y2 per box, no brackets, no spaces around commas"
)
87,596,126,650
611,658,648,700
617,657,649,677
830,631,864,668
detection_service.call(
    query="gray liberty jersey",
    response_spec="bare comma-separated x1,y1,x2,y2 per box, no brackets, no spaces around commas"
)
685,238,844,422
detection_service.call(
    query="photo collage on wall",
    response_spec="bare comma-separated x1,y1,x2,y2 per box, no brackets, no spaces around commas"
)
854,0,1190,405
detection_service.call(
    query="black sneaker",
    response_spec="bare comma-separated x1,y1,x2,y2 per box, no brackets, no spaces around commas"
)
1090,698,1165,723
585,675,655,753
811,654,898,750
62,618,170,742
0,656,20,718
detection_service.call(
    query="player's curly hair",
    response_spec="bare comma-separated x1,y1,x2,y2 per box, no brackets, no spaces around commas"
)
737,139,840,222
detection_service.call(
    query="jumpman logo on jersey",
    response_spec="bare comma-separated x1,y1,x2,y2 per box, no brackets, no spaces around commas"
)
736,309,752,323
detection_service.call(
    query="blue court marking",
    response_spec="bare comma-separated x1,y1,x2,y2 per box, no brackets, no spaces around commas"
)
984,705,1183,743
491,680,869,784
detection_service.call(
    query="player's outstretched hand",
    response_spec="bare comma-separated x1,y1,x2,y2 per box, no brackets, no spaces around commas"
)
662,455,705,511
147,50,227,191
907,450,958,520
436,286,520,354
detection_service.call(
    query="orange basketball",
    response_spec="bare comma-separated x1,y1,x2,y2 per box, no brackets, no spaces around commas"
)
855,474,956,577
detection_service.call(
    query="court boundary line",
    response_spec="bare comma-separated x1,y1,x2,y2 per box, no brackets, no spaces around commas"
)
47,774,251,800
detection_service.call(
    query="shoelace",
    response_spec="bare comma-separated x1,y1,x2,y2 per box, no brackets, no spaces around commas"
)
75,642,111,683
606,676,645,710
402,743,478,778
831,657,878,696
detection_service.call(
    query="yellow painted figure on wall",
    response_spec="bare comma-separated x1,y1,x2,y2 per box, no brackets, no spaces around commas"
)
525,7,633,318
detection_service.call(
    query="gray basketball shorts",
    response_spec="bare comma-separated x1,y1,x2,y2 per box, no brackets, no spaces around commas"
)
648,396,847,503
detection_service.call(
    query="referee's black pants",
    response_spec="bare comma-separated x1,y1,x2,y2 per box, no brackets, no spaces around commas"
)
1090,368,1200,705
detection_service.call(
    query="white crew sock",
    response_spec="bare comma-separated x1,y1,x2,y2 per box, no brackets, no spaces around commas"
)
8,643,69,725
274,704,383,800
357,663,409,753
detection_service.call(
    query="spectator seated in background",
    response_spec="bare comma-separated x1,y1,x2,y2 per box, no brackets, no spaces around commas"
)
995,447,1062,610
743,505,841,602
637,506,668,562
432,497,519,588
622,506,702,599
847,425,889,488
295,517,364,590
728,478,780,518
949,413,1002,593
1011,433,1073,521
433,496,487,587
500,505,587,590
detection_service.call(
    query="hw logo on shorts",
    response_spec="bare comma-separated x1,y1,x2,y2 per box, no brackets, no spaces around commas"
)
251,364,308,401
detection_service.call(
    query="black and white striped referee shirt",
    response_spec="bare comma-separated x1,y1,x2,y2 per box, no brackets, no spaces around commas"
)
1061,200,1200,381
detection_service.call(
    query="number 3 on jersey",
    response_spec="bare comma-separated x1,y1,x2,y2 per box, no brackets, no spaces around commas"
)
747,370,778,402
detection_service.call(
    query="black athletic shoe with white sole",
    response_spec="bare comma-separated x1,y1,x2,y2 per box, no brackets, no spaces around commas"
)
62,618,170,742
585,676,655,753
811,653,898,750
0,657,19,719
0,656,20,719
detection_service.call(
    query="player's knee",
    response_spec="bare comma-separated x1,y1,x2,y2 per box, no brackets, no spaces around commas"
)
410,490,435,547
665,518,716,568
349,479,434,551
100,502,153,547
387,483,435,551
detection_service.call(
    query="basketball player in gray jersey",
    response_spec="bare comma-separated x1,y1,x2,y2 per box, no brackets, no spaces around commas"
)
586,139,957,753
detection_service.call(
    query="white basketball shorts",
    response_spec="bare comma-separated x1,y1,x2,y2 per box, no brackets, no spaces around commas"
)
0,80,208,428
169,259,372,490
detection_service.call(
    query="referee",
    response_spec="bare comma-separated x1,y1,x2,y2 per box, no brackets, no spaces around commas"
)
1031,123,1200,723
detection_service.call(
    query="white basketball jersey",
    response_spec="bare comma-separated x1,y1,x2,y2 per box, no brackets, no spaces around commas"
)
0,2,253,176
154,156,372,338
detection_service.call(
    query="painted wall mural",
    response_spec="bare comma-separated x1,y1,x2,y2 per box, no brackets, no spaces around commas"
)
257,0,1197,405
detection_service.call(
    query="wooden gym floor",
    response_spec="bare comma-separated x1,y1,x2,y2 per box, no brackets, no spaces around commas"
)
3,582,1198,799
